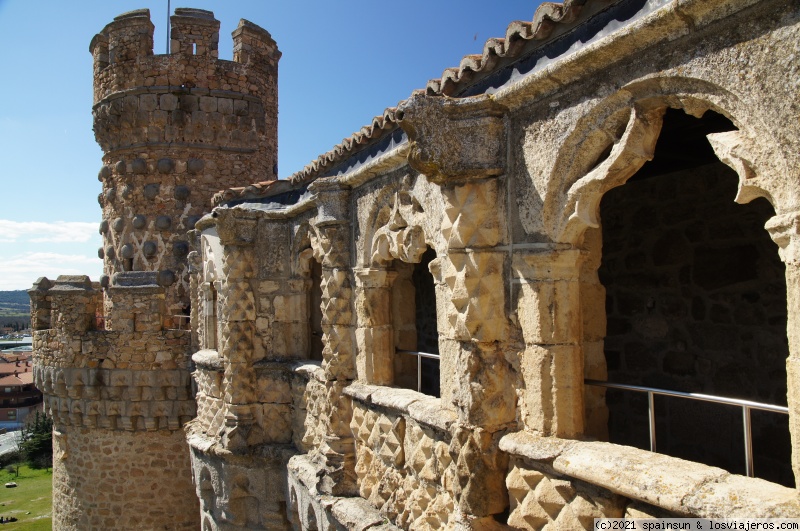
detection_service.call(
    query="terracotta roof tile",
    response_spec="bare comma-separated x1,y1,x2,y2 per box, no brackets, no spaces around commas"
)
0,372,33,387
218,0,604,202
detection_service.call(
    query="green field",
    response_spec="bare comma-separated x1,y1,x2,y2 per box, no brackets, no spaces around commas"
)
0,465,52,530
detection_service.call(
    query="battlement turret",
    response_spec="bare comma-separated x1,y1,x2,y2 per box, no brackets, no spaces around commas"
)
170,8,219,58
30,271,198,529
91,8,279,317
232,19,281,67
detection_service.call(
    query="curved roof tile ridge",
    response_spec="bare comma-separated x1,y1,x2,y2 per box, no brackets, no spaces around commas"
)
230,0,601,196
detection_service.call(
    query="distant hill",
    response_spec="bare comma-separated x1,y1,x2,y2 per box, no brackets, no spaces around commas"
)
0,291,30,313
0,291,31,330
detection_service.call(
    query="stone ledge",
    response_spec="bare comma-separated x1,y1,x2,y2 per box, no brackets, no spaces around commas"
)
288,454,400,531
344,382,425,412
192,349,223,370
499,431,800,518
344,382,458,433
290,360,324,381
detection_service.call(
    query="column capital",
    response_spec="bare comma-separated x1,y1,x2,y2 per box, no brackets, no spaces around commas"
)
397,93,506,183
766,212,800,265
353,267,398,288
512,248,586,282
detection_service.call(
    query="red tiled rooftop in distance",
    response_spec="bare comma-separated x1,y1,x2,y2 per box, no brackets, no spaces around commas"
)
0,372,34,387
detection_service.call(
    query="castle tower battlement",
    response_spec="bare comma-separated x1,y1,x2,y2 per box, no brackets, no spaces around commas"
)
30,273,198,529
90,8,280,316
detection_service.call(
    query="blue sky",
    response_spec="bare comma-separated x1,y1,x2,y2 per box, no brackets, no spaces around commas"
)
0,0,540,290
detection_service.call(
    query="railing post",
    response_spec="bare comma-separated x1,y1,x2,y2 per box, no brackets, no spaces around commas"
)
743,405,753,477
417,354,422,393
648,391,657,453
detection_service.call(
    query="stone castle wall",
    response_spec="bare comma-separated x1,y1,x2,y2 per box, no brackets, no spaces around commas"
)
52,426,196,530
30,274,199,530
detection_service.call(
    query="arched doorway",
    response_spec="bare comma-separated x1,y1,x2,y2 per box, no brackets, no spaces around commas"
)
596,108,791,485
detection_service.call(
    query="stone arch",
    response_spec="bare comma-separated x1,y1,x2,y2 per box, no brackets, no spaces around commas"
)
540,75,798,481
291,221,315,278
545,76,793,246
359,176,431,268
293,221,324,361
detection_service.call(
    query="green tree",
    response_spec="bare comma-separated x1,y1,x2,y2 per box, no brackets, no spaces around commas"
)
18,411,53,469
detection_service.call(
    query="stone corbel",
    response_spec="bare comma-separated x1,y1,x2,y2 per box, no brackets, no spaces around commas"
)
766,212,800,265
212,207,258,247
308,178,351,228
396,93,507,182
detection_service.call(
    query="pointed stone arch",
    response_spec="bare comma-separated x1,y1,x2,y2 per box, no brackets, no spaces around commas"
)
545,76,794,246
541,75,800,482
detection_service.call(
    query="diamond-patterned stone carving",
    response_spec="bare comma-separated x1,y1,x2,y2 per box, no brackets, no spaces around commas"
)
441,250,506,342
221,280,255,322
507,458,626,530
442,179,501,249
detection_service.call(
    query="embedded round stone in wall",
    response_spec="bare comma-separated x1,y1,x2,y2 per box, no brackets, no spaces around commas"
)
99,220,109,234
120,244,134,259
99,275,110,289
174,185,190,200
121,184,133,199
155,216,172,230
105,246,116,259
97,247,105,259
187,158,204,174
144,183,160,200
157,270,176,287
115,160,126,174
132,215,147,230
173,241,189,258
98,165,111,181
157,158,175,174
112,217,125,233
105,187,117,202
143,241,158,258
132,158,147,174
97,193,104,206
186,215,201,229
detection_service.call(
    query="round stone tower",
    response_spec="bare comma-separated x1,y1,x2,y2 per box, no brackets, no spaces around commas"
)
30,8,280,530
91,7,280,316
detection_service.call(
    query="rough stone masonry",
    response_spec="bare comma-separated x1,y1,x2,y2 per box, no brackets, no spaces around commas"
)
31,0,800,529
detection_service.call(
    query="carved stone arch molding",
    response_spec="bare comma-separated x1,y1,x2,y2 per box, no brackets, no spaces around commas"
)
544,76,794,246
201,235,218,284
291,221,315,278
362,177,429,268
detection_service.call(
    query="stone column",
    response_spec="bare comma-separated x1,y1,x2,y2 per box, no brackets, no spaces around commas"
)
216,211,259,451
766,212,800,484
354,268,397,386
397,93,512,517
512,249,586,438
305,181,360,494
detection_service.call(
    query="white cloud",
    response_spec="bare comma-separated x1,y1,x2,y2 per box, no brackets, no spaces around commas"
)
0,252,102,291
0,220,97,244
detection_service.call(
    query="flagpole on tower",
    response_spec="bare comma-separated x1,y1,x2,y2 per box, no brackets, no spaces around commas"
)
166,0,171,53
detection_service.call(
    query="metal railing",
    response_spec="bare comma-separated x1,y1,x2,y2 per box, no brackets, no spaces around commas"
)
169,315,191,331
585,379,789,478
397,350,440,394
